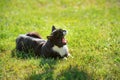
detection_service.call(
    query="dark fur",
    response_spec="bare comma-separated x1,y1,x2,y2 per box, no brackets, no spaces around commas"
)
26,32,41,39
16,26,69,59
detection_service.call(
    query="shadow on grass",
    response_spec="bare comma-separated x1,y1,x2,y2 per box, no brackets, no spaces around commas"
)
57,66,91,80
26,58,58,80
11,49,37,59
27,64,91,80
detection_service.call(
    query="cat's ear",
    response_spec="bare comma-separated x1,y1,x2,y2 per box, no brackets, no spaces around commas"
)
52,25,56,32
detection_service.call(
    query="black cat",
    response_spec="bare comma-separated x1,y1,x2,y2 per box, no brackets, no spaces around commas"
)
16,26,71,59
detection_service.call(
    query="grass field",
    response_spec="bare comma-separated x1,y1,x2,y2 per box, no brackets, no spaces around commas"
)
0,0,120,80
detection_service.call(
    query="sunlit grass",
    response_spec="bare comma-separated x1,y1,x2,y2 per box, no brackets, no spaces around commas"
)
0,0,120,80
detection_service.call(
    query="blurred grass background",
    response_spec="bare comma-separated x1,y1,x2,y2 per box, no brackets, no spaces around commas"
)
0,0,120,80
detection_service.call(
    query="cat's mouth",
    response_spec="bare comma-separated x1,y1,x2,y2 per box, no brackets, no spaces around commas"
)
62,38,67,44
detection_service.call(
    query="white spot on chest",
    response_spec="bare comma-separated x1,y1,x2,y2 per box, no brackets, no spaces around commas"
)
52,45,68,57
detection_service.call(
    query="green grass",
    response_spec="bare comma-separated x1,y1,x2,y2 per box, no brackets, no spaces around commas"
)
0,0,120,80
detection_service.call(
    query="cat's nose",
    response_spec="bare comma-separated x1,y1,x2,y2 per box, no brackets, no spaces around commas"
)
63,30,67,36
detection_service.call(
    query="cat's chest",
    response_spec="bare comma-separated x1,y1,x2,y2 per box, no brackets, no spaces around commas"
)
52,45,68,57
